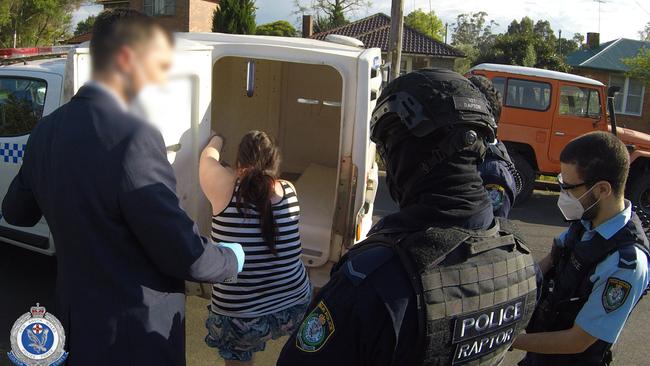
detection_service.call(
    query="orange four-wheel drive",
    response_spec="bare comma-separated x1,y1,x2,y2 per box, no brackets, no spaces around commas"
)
468,63,650,219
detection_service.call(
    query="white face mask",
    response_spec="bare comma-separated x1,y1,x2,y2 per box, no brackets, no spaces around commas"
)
557,185,600,221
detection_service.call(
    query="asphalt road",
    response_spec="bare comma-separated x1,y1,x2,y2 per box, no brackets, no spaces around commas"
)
1,178,649,365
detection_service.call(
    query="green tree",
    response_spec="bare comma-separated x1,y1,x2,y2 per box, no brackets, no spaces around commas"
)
404,9,443,41
294,0,371,33
451,12,497,47
212,0,256,35
624,48,650,82
256,21,297,37
451,12,497,73
558,33,584,55
74,15,95,36
0,0,84,47
478,17,573,72
640,22,650,41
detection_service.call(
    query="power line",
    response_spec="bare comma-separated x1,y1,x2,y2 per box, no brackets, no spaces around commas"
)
634,0,650,16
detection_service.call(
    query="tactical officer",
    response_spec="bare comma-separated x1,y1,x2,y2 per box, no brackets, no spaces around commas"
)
468,74,522,218
277,69,538,366
515,131,650,366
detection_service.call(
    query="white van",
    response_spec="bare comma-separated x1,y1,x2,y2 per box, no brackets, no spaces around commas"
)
0,33,382,287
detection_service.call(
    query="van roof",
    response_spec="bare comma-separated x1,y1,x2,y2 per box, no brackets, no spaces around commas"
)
469,63,604,87
177,32,370,58
0,57,66,76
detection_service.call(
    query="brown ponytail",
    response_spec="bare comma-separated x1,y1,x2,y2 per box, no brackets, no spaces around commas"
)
235,131,281,254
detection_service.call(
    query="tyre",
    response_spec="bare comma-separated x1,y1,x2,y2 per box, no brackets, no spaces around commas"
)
511,152,535,206
627,171,650,235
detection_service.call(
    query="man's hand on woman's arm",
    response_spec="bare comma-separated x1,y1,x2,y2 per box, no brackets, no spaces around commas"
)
512,325,597,355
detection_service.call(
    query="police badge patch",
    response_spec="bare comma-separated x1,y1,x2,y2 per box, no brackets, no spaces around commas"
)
296,300,335,353
8,303,68,366
485,184,506,210
602,277,631,313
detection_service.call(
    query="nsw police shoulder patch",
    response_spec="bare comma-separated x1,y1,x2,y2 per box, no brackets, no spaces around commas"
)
296,300,335,353
602,277,631,313
485,184,506,210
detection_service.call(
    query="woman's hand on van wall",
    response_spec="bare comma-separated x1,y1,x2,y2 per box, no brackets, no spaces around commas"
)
207,133,225,154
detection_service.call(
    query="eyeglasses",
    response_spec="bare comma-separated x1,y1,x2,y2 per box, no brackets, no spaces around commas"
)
557,173,589,190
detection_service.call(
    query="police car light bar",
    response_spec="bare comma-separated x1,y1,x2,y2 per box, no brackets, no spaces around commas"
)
0,46,75,59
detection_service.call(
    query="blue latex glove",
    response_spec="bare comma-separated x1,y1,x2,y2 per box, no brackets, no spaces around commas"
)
219,242,245,273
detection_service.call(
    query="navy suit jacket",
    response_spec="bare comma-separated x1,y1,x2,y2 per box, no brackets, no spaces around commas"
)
2,85,239,365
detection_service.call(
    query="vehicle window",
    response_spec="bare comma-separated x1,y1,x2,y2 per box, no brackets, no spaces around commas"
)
492,77,506,101
505,79,551,111
0,77,47,136
559,86,601,118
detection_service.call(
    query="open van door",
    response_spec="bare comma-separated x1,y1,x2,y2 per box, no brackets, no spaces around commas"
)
66,40,212,224
179,33,381,286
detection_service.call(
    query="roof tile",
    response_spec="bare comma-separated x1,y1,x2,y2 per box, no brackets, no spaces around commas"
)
311,13,464,58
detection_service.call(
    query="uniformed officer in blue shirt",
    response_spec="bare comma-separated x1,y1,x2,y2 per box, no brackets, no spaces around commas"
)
515,131,650,366
468,75,521,218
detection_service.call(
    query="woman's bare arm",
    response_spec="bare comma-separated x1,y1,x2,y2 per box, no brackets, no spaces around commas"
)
199,135,236,214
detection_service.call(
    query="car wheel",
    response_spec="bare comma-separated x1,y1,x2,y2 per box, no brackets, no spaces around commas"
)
628,171,650,234
511,152,535,206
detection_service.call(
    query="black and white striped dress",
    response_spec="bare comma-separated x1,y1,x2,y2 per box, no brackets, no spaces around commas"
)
211,180,311,318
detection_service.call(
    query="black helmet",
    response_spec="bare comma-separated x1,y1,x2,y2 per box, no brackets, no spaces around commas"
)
370,68,496,147
467,74,503,124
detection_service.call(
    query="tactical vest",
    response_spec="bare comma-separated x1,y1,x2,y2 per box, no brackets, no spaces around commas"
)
525,213,650,366
337,217,537,366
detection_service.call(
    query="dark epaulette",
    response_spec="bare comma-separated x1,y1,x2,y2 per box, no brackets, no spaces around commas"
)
339,237,398,287
617,244,639,270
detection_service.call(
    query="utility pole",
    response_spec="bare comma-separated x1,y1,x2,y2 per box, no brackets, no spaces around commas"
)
444,23,448,44
387,0,404,82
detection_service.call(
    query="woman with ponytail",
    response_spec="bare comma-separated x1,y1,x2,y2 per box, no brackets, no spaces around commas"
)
199,130,311,366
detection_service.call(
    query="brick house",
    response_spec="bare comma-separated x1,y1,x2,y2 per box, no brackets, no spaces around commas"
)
567,36,650,133
97,0,218,32
309,13,464,73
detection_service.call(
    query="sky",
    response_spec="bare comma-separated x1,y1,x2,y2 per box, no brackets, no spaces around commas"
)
74,0,650,42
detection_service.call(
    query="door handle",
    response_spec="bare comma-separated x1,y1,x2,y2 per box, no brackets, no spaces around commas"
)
554,131,565,136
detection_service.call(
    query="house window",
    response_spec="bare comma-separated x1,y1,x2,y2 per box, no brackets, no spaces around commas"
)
610,75,645,116
143,0,175,16
559,86,601,118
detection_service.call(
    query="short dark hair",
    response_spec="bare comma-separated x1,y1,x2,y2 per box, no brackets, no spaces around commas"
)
560,131,629,196
468,74,502,123
90,8,172,72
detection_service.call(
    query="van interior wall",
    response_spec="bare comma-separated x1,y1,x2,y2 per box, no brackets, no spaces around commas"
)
211,57,344,265
211,57,342,173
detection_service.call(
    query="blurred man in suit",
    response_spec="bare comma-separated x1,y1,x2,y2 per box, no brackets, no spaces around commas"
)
2,9,244,366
